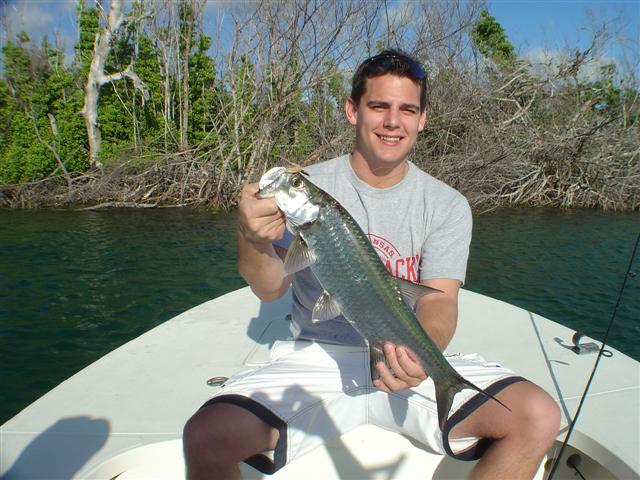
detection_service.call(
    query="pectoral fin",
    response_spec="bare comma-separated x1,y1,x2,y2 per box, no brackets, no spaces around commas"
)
311,291,342,323
284,233,316,275
395,278,442,311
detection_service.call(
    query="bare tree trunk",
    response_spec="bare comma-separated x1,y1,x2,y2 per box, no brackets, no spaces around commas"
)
81,0,149,167
180,17,193,151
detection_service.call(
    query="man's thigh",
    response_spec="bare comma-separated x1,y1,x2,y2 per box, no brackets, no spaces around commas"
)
205,340,372,471
367,352,523,460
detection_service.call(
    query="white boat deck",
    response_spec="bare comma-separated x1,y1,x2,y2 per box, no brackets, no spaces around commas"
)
1,287,638,479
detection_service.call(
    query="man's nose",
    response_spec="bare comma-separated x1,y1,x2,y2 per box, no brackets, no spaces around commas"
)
383,108,400,128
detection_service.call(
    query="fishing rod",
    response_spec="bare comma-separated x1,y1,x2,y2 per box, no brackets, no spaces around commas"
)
546,230,640,480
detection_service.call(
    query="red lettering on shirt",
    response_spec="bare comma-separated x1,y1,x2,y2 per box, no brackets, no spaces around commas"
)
406,255,419,282
395,258,406,279
368,233,400,259
367,233,421,283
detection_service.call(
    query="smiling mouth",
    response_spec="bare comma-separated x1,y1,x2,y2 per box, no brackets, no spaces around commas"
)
378,135,402,143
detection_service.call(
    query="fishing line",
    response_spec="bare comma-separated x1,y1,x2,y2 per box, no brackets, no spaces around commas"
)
566,455,587,480
546,230,640,479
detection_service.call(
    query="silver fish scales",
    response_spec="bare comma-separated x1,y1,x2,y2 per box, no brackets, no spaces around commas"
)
257,166,510,430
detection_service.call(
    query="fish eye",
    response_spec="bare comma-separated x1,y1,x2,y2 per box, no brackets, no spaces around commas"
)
290,176,304,188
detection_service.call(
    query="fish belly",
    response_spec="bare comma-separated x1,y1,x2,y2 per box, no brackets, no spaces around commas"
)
301,210,451,381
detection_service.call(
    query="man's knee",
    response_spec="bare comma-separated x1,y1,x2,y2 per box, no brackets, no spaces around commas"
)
516,384,561,445
183,404,241,460
183,401,278,464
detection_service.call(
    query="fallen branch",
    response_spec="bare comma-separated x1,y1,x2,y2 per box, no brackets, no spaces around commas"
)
78,201,158,210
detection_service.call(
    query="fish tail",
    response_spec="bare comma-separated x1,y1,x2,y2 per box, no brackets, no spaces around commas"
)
434,375,511,430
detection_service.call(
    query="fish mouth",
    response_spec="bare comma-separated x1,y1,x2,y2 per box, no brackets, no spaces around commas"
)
255,186,273,199
257,167,287,198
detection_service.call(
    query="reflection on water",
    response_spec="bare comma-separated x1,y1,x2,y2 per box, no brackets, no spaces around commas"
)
0,207,638,424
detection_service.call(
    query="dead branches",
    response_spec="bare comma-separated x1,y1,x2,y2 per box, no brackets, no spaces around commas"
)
4,0,637,212
414,34,639,212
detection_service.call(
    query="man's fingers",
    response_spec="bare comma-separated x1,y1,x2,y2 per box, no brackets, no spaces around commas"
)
373,378,390,393
238,182,286,243
383,343,415,383
383,343,403,377
395,346,427,380
375,361,404,392
377,343,426,390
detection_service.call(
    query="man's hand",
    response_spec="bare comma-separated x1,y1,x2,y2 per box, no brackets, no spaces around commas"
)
373,343,427,393
237,182,286,244
236,182,291,302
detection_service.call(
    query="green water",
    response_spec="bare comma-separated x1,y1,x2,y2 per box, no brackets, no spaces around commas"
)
1,208,638,424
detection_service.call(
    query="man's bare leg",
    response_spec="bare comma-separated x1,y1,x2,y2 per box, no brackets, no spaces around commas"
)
183,402,279,480
451,381,561,480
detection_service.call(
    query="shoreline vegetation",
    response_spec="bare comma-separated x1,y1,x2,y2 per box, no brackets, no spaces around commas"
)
1,1,638,212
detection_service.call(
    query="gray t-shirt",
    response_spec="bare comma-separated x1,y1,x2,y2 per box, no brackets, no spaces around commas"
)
276,154,472,346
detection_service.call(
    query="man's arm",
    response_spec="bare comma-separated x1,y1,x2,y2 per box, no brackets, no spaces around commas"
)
237,183,292,302
372,278,460,393
415,278,460,351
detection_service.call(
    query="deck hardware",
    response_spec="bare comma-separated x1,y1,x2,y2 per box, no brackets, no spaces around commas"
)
571,332,612,357
207,376,228,387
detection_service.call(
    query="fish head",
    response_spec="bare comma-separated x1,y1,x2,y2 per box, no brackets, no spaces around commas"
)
257,166,320,227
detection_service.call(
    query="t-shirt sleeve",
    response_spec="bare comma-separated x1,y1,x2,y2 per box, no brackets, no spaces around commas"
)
274,226,294,250
420,194,472,284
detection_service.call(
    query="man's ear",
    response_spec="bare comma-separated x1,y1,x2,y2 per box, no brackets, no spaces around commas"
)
345,97,358,126
418,108,427,132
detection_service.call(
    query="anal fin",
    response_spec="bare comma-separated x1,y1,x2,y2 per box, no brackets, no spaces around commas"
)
394,278,442,311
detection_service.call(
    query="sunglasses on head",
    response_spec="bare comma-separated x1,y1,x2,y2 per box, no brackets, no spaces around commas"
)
360,53,427,80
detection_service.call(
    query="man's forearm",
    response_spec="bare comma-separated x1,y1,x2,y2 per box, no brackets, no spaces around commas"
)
237,230,290,302
373,284,459,392
415,289,458,352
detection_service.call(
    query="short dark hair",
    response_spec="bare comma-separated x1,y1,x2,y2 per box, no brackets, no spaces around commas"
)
351,49,429,111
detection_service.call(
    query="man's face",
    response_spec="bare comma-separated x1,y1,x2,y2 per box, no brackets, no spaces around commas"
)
345,74,426,169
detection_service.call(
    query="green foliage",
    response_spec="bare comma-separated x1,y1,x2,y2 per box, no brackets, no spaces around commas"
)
0,82,12,152
46,65,88,174
0,33,87,183
584,64,623,118
134,35,163,142
1,37,54,182
472,9,516,67
0,112,54,183
75,3,100,79
188,33,219,147
95,34,135,163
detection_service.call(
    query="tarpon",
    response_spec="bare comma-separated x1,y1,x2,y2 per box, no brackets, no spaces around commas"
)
257,166,510,429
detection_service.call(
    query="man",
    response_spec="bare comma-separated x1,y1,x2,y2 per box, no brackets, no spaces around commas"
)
183,50,560,479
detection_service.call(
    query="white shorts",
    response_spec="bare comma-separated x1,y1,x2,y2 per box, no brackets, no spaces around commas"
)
202,340,525,474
